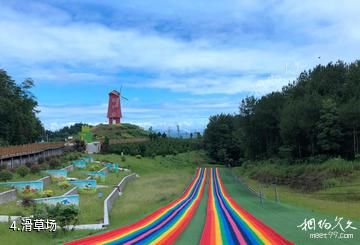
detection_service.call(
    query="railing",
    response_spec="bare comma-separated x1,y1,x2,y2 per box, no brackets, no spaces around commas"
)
103,173,137,226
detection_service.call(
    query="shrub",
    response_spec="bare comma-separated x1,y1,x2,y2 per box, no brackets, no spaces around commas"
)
21,194,35,207
135,154,142,159
88,163,101,171
322,178,340,188
9,168,16,173
30,165,41,174
49,158,61,169
38,157,45,164
0,170,13,182
16,166,30,177
58,181,70,189
121,155,126,162
33,203,79,232
41,190,53,197
40,163,49,170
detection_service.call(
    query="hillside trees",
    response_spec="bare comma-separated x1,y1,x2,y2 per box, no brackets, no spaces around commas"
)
45,123,87,142
0,69,44,145
204,60,360,164
109,138,201,157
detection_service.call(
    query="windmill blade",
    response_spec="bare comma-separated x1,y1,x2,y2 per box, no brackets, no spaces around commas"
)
121,96,128,100
119,85,123,94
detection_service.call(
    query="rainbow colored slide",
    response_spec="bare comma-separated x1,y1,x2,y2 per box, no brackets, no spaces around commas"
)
66,168,207,245
200,168,293,245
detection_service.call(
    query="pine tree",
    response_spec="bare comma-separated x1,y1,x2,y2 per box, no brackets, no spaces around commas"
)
316,98,342,154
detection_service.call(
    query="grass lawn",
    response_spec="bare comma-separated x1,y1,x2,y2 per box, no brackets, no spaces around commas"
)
221,168,360,244
58,151,202,243
1,152,359,244
10,172,46,182
67,168,88,179
0,200,33,216
0,185,11,192
45,181,69,196
77,171,128,224
232,167,360,220
95,151,202,229
0,151,205,244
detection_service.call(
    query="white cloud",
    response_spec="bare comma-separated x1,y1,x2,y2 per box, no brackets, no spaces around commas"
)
134,74,294,95
2,1,360,130
1,1,360,91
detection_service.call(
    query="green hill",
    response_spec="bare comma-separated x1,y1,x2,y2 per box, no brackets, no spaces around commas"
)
92,123,149,142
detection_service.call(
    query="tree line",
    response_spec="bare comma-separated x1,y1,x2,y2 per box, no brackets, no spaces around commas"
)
0,69,44,146
45,123,88,142
108,138,202,157
204,60,360,165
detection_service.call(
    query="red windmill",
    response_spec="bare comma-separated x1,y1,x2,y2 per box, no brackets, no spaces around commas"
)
107,89,128,125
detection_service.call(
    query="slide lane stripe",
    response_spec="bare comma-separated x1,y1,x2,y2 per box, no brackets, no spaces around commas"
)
200,168,293,245
66,168,207,245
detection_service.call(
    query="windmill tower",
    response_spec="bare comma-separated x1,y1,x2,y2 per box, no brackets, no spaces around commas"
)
107,89,128,125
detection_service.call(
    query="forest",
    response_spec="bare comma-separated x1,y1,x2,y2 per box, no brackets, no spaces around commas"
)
0,69,44,146
204,60,360,165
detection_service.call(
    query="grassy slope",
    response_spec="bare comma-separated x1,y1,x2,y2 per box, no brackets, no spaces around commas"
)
92,123,149,141
96,152,202,229
3,152,358,244
77,171,128,224
0,151,204,244
233,168,360,220
221,168,360,245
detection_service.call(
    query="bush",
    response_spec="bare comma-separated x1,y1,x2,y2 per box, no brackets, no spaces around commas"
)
21,195,35,207
322,178,340,188
121,155,126,162
41,190,53,197
38,157,45,164
135,154,142,159
40,163,49,170
0,170,13,182
30,165,41,174
49,158,61,169
109,138,202,157
88,163,101,171
33,203,79,232
9,168,16,173
58,181,70,189
16,166,30,177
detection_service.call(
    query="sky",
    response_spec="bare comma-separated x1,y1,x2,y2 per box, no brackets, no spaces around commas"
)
1,0,360,132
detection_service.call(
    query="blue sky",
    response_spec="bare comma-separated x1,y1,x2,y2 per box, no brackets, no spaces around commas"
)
1,1,360,132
